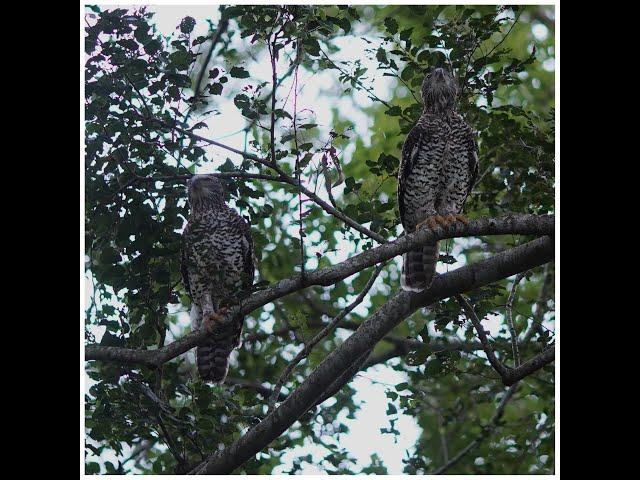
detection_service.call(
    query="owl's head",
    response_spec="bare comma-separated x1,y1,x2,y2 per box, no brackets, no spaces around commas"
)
187,174,225,210
421,67,459,113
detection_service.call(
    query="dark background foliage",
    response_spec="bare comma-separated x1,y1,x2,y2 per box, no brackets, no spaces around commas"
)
84,4,555,474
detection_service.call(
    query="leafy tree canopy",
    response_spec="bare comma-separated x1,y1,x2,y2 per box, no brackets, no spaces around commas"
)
84,4,555,475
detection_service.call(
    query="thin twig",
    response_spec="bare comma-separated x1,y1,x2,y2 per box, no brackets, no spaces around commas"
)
506,271,527,367
144,114,387,243
456,294,510,378
522,264,552,343
319,48,413,124
431,383,519,474
290,48,306,283
182,13,229,126
457,293,555,386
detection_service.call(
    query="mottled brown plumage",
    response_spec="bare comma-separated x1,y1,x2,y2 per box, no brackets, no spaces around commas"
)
398,68,478,292
181,174,254,383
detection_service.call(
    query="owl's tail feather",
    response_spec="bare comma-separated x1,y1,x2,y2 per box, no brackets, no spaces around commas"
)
196,319,242,384
401,240,439,292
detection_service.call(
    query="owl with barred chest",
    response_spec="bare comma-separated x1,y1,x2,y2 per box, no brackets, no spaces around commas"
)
398,67,478,292
181,174,255,383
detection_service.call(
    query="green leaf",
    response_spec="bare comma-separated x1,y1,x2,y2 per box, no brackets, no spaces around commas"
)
143,39,162,55
168,50,190,70
384,18,398,35
425,358,443,376
400,28,414,42
230,66,250,78
99,331,124,347
179,16,196,34
85,462,100,475
385,105,402,116
209,83,223,95
303,38,321,57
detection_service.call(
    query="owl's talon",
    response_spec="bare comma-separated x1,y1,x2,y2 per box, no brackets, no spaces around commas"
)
454,214,469,225
443,214,457,225
202,312,224,334
416,216,440,231
434,215,449,227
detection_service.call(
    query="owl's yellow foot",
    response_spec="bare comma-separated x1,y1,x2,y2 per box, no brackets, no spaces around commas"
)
443,214,457,225
202,308,228,333
416,215,447,231
434,215,449,227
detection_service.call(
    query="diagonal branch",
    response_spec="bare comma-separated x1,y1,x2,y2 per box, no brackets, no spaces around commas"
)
503,346,554,386
189,235,553,474
85,214,554,367
456,294,510,378
456,294,555,386
183,14,229,126
267,262,385,412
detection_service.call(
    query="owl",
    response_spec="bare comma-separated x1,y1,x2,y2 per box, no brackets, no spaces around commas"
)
397,67,478,292
181,174,255,383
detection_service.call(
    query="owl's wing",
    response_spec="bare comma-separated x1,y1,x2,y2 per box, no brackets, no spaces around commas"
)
180,223,193,301
466,128,479,197
240,219,255,292
398,125,426,228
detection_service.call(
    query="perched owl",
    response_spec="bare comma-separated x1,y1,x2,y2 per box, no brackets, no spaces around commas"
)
181,174,255,383
397,67,478,292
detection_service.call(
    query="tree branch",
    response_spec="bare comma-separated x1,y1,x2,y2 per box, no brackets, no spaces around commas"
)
502,346,554,386
267,263,385,412
506,271,526,367
189,235,553,474
85,214,554,367
456,294,510,378
183,14,229,126
226,377,288,401
132,172,286,184
456,293,555,386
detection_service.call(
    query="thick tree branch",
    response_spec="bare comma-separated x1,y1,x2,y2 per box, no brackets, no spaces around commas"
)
189,235,553,474
85,214,554,367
